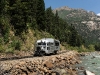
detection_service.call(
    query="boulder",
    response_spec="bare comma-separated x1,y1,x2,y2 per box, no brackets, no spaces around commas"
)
0,51,79,75
85,70,95,75
43,60,54,69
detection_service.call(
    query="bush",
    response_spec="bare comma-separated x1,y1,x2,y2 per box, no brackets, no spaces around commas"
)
9,40,21,50
0,16,10,43
15,40,21,50
95,43,100,51
0,45,5,53
88,44,95,51
0,37,4,45
5,48,14,54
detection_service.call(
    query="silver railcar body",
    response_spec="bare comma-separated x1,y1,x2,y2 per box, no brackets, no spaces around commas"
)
34,38,60,56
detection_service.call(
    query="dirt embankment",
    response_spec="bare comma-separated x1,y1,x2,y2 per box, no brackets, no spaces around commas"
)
0,51,80,75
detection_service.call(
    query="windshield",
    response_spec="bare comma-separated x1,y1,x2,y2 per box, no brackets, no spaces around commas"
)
37,42,46,45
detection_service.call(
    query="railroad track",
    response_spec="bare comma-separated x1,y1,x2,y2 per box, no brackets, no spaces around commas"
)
0,50,68,61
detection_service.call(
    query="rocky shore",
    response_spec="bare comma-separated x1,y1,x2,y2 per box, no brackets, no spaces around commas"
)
0,51,80,75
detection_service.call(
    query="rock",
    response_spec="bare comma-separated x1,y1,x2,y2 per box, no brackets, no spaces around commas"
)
51,72,56,75
51,57,58,63
92,62,97,64
43,60,54,69
19,61,26,66
91,56,96,59
0,51,79,75
84,70,95,75
78,66,85,70
60,69,67,74
51,72,60,75
67,69,77,75
28,72,37,75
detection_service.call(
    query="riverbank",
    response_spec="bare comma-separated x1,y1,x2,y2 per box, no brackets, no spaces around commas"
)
0,51,81,75
77,51,100,75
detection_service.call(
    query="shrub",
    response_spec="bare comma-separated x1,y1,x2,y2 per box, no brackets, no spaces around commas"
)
9,40,21,50
15,40,21,50
88,44,95,51
5,48,14,54
0,37,4,45
0,45,5,53
95,43,100,51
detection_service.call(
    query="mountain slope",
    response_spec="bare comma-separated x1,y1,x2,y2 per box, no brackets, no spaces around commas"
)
53,6,100,45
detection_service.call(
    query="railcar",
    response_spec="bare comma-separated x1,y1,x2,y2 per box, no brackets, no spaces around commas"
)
34,38,60,56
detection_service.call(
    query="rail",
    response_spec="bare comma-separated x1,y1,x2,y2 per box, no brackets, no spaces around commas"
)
0,50,69,61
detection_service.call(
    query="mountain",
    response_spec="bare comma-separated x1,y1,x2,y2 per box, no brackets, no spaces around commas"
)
53,6,100,45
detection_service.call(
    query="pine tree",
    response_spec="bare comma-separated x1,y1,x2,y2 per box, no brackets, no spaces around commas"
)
69,24,83,47
27,0,38,29
9,0,28,35
36,0,46,30
0,0,10,43
45,7,54,32
53,10,60,38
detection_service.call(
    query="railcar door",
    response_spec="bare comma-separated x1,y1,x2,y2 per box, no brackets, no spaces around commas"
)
47,42,54,53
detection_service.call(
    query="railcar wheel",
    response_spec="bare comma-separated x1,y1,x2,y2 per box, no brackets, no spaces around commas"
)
54,51,57,54
39,51,45,56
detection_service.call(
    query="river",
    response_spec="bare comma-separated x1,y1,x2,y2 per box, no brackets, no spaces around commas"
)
77,52,100,75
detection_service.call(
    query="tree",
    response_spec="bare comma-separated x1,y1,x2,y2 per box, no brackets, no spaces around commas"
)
54,10,60,38
45,7,54,32
69,25,79,46
68,24,84,47
36,0,46,30
95,43,100,51
9,0,28,35
21,0,38,29
0,0,10,43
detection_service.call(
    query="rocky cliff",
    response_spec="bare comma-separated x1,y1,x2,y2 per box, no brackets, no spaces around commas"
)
53,6,100,45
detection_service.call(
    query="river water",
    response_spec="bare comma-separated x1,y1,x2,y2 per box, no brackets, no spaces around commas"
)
77,52,100,75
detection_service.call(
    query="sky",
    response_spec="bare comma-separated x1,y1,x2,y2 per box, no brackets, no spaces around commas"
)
44,0,100,16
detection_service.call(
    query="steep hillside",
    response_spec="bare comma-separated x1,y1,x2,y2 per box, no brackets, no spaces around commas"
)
0,1,85,53
0,29,54,53
53,6,100,45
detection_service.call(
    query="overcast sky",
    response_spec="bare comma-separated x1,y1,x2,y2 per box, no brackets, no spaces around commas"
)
44,0,100,16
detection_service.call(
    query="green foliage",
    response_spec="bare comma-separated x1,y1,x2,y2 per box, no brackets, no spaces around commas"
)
36,0,46,30
0,37,3,44
95,43,100,51
45,7,54,32
0,38,4,52
0,0,10,43
0,45,5,52
0,0,86,53
9,40,21,50
0,16,10,43
88,44,95,51
66,45,95,52
34,30,54,39
9,0,27,35
5,48,14,54
45,7,84,47
56,8,100,46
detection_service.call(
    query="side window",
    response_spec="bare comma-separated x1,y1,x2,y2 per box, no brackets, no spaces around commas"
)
55,42,59,46
38,42,41,45
47,42,53,46
43,42,46,45
47,47,50,50
47,42,50,46
50,43,53,45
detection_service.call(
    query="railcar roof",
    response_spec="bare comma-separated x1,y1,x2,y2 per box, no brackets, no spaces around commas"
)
36,38,59,43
